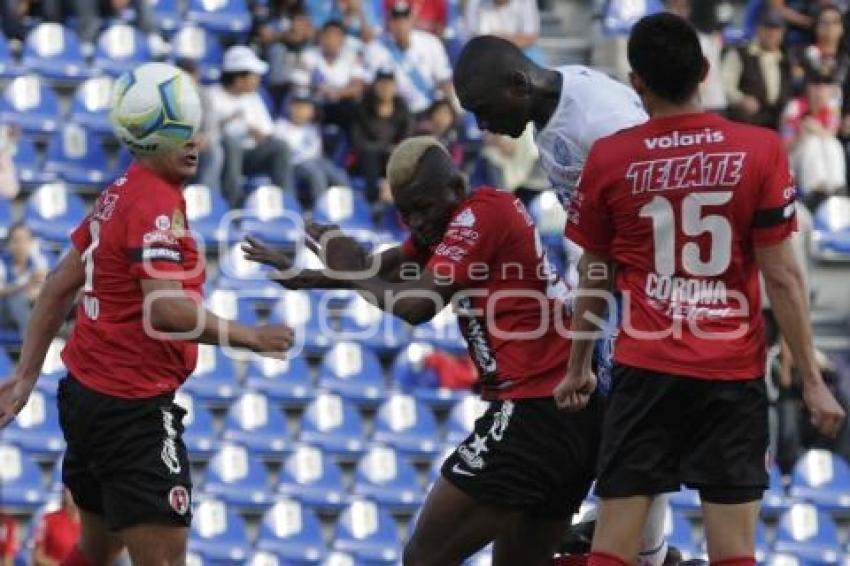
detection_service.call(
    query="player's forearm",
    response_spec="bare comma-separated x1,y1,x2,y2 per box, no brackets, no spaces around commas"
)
567,254,613,375
763,264,820,384
16,276,79,382
147,296,259,351
351,276,444,325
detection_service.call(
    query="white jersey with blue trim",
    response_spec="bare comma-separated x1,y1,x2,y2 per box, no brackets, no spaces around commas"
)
535,65,648,210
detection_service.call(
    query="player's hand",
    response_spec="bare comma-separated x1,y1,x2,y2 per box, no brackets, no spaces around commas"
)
250,324,296,359
305,222,368,273
803,380,846,439
553,370,596,412
0,374,36,428
268,269,335,290
242,236,293,270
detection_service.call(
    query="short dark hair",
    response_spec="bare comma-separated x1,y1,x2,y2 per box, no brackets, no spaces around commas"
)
321,19,345,34
221,70,253,87
454,35,532,91
628,13,705,104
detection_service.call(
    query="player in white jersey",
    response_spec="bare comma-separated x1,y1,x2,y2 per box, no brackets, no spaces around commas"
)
454,36,673,565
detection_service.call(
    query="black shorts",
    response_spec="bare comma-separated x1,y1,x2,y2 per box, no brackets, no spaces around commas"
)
595,364,769,503
441,394,604,521
57,374,193,531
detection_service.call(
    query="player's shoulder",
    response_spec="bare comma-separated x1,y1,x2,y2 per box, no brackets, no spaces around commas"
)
111,163,181,213
455,187,518,222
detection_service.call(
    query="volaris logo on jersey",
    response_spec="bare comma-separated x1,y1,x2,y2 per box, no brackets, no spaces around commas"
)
644,129,725,150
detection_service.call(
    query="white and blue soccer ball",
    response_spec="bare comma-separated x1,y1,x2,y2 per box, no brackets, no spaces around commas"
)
109,62,202,155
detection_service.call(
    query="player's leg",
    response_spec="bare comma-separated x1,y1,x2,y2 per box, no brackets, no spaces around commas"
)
121,524,190,566
492,513,569,566
403,478,515,566
590,366,683,563
61,510,125,566
700,500,760,562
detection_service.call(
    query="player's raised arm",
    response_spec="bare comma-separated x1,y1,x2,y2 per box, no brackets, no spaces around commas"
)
0,250,84,426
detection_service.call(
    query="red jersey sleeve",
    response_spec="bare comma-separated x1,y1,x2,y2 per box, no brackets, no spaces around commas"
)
425,200,502,288
752,135,798,247
125,192,188,280
564,146,613,255
70,216,93,252
0,515,16,558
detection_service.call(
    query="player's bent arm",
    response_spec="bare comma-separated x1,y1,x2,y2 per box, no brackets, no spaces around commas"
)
141,279,293,354
350,269,456,326
567,251,614,376
16,250,85,382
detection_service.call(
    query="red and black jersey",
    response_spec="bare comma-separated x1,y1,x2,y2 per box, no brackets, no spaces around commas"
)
566,112,796,380
62,162,205,399
402,187,573,400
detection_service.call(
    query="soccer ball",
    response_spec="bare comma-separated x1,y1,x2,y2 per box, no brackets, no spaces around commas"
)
109,62,202,155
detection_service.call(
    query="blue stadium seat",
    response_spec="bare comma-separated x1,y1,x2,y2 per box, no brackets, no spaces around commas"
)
180,345,240,405
602,0,665,36
338,295,408,355
216,242,280,299
764,465,792,518
278,444,347,511
377,205,407,242
45,125,113,186
256,499,327,563
35,338,68,397
242,185,303,246
203,443,273,510
391,342,467,408
68,77,115,136
428,445,455,485
174,391,219,459
352,445,424,511
221,391,291,458
333,499,400,563
372,393,440,459
172,26,224,83
662,506,699,557
791,449,850,515
774,502,842,562
189,498,250,563
411,307,468,354
22,24,93,82
313,187,377,248
25,183,87,244
150,0,183,33
764,554,802,566
12,136,59,186
321,552,360,566
0,34,21,79
811,196,850,260
94,24,153,76
244,355,315,407
205,287,258,326
445,395,490,444
318,342,386,406
0,443,47,511
187,0,252,35
1,389,64,459
299,392,367,459
268,291,334,354
0,76,61,135
0,347,11,378
528,190,567,247
186,551,207,566
669,487,701,515
183,184,232,248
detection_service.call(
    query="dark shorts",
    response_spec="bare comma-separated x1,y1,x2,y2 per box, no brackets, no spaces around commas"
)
441,394,604,521
595,364,769,503
57,374,193,531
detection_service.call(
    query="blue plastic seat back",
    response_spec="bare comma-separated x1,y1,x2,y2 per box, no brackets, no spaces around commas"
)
602,0,665,36
373,393,439,454
318,341,386,401
174,390,218,454
150,0,183,32
223,391,289,437
206,443,269,488
528,190,567,240
95,24,153,75
45,124,112,184
0,443,46,509
313,186,373,230
187,0,252,34
446,395,490,444
22,24,90,80
24,182,87,236
301,392,366,438
776,502,841,549
189,498,250,560
205,287,258,325
333,499,399,560
69,77,115,133
280,443,346,490
354,444,419,491
391,342,437,390
1,75,61,133
172,26,224,83
257,498,326,559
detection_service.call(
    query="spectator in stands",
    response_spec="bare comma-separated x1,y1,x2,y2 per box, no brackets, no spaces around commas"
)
352,69,415,203
767,0,847,46
464,0,541,52
0,511,14,566
419,98,463,165
480,126,539,191
364,2,454,117
257,0,316,105
0,0,64,42
33,488,81,566
384,0,447,35
302,20,367,131
792,5,850,136
334,0,380,43
665,0,726,112
74,0,158,44
782,69,846,210
275,92,351,208
0,222,47,335
209,46,296,208
177,58,224,193
723,10,792,129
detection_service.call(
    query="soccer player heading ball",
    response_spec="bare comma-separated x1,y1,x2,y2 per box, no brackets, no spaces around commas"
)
0,62,295,566
555,13,845,565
